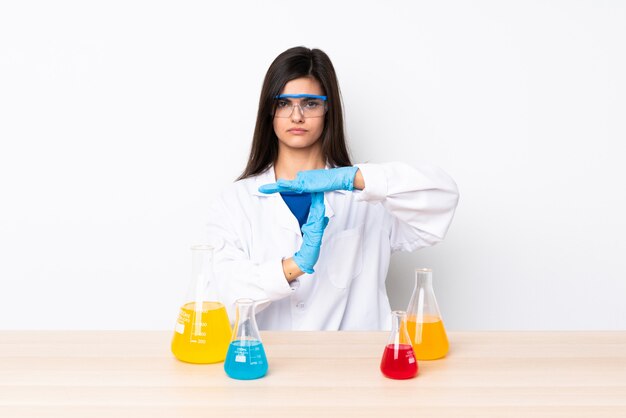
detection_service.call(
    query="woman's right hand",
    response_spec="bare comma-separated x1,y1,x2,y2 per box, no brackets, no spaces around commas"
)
259,166,359,194
292,192,329,274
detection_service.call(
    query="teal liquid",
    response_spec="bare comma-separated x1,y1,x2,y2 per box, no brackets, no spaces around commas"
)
224,340,268,380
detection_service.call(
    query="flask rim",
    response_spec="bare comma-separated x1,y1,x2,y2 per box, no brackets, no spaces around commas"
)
415,268,432,273
235,298,255,306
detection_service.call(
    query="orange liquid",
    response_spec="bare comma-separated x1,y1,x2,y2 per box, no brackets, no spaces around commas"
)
171,301,232,364
407,315,449,360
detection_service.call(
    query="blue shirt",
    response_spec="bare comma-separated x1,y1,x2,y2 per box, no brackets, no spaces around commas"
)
280,192,312,230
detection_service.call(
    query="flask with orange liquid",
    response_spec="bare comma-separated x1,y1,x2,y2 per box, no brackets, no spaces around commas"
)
406,268,449,360
171,244,232,364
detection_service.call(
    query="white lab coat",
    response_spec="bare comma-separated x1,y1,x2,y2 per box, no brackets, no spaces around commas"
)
206,162,459,330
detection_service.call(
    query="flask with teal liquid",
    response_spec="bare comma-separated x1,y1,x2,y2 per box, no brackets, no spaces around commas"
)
224,298,268,380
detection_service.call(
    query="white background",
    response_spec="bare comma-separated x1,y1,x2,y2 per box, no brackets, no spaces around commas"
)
1,1,625,330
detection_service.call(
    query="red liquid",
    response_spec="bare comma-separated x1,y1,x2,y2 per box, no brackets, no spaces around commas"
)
380,344,418,379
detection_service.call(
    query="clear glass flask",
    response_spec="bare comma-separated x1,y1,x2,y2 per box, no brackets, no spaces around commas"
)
380,310,418,379
171,244,232,364
406,268,449,360
224,298,268,380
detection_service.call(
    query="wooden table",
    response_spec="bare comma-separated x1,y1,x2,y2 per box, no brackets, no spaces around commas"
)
1,331,625,417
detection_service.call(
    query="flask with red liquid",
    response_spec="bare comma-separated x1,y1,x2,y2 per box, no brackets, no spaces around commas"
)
380,310,418,379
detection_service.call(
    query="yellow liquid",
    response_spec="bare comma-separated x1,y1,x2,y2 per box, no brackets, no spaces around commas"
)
171,301,232,364
407,315,449,360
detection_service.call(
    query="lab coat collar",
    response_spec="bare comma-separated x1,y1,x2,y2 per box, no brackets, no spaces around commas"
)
251,167,278,197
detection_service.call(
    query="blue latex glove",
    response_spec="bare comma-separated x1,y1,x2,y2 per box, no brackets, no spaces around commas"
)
293,192,329,274
259,166,359,194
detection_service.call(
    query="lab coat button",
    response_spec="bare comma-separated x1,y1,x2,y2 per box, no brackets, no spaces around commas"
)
296,302,305,310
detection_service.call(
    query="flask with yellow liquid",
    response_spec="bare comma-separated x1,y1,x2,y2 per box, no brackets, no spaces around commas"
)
171,244,232,364
406,268,449,360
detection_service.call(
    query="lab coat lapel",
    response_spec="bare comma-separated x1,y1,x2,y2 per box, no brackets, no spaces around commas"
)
323,194,335,219
253,167,301,237
273,195,302,236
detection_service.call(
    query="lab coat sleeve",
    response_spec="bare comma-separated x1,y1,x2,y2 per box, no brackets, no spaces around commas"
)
205,195,293,315
354,162,459,252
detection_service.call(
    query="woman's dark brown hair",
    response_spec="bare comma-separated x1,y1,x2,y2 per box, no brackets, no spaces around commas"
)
238,46,352,180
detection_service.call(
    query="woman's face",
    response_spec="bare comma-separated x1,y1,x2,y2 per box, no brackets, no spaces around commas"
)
273,77,326,152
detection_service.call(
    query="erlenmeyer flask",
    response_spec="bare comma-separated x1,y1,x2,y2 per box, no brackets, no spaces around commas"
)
380,310,418,379
224,298,268,380
406,268,449,360
171,244,232,364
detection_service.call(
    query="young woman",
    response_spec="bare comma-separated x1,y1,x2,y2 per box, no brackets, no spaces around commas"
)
206,46,459,330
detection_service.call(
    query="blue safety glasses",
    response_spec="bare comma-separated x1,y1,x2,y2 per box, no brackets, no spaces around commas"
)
273,94,328,118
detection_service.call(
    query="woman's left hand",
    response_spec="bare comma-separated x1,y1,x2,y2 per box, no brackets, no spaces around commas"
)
259,166,359,194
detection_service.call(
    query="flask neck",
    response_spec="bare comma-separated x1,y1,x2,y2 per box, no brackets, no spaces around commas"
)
191,245,214,278
235,299,255,324
390,311,404,332
186,245,216,305
389,310,411,345
233,298,261,342
408,268,442,321
414,268,433,289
